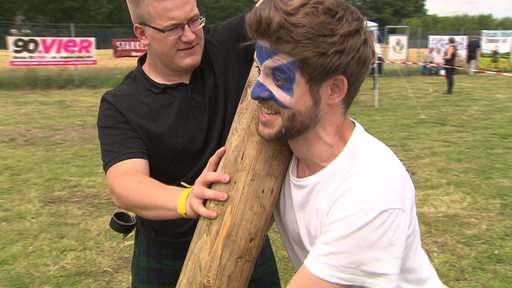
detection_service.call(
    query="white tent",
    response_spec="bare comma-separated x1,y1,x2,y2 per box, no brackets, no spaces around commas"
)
365,20,381,61
366,20,381,108
366,20,378,32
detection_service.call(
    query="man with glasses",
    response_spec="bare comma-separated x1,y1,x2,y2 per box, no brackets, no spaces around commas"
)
97,0,280,287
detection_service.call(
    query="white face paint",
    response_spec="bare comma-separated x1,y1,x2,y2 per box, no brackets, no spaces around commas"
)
251,42,321,142
251,42,299,109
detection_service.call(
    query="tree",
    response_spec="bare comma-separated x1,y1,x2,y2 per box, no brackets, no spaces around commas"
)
347,0,427,28
0,0,254,25
0,0,27,22
0,0,130,24
198,0,256,24
402,14,512,36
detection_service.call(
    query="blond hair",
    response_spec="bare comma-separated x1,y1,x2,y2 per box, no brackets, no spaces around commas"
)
125,0,151,24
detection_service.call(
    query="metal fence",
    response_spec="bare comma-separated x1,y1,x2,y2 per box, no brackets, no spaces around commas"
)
1,21,487,50
0,22,134,49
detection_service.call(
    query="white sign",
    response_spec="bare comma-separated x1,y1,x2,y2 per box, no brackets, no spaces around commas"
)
388,35,408,60
6,36,97,66
428,35,467,57
480,30,512,55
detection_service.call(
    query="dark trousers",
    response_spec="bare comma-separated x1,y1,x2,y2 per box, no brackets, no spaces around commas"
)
445,68,455,93
131,230,281,288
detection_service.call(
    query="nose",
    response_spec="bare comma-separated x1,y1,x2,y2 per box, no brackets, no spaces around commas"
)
251,80,274,101
180,24,197,41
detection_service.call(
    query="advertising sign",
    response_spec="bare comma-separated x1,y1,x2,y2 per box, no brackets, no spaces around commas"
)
428,35,468,57
480,30,512,55
112,38,146,58
6,36,96,66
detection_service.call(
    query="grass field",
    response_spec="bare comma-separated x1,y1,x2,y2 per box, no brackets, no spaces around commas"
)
0,48,509,90
0,50,511,287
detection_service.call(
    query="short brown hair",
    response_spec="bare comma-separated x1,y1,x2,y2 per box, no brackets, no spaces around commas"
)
245,0,375,110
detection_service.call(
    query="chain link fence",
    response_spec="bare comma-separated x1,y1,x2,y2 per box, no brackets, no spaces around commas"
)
1,21,486,50
1,21,509,71
0,22,134,49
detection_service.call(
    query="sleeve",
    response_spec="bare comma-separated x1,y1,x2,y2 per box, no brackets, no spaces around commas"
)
304,208,410,287
204,13,254,64
206,13,247,42
97,90,148,172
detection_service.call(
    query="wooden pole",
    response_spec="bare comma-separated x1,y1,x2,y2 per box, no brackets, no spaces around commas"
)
176,65,292,287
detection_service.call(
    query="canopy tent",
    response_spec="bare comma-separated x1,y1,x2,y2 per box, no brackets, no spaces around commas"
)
366,20,380,53
366,20,381,108
366,20,379,33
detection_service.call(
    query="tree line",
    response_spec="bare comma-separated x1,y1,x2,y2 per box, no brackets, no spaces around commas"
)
1,0,511,34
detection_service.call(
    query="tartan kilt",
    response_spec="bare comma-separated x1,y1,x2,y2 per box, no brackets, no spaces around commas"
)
131,230,281,288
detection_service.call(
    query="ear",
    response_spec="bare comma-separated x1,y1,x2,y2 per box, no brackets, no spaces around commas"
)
326,75,348,104
133,24,150,46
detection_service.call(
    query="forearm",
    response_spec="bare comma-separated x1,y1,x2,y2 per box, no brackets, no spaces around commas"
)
108,169,184,220
106,147,230,220
287,265,350,288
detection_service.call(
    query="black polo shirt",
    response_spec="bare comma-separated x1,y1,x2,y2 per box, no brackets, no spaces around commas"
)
97,14,254,246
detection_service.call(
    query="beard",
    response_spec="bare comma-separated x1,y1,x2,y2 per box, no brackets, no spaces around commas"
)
257,93,321,142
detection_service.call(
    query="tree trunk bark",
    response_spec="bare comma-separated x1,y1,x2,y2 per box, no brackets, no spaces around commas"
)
176,65,291,287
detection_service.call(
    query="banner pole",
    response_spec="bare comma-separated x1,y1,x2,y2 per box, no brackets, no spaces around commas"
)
70,23,80,87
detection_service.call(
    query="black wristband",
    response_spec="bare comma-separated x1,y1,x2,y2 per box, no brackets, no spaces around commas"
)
109,211,136,238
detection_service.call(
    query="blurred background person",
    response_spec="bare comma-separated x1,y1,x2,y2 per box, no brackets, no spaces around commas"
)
466,35,481,75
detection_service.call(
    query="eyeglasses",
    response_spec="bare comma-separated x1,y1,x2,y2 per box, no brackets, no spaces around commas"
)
140,15,206,38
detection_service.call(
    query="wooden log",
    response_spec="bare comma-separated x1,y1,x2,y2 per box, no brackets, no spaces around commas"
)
176,65,292,287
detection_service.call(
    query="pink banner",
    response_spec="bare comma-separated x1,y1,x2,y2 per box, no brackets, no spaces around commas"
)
6,36,96,66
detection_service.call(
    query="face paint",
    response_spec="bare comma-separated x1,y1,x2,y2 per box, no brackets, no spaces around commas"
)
251,42,299,109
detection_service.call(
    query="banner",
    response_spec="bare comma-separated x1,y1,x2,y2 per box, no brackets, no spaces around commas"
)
388,35,408,60
480,30,512,55
6,36,96,66
112,38,146,58
428,35,467,57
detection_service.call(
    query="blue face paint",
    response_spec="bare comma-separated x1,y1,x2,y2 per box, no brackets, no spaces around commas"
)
251,42,299,109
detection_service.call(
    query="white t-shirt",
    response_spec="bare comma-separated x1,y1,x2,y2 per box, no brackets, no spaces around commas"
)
274,121,445,287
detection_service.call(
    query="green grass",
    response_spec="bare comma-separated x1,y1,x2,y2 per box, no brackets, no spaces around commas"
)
0,73,511,287
0,66,131,90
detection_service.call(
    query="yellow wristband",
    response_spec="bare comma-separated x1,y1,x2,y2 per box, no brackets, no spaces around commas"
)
177,187,192,218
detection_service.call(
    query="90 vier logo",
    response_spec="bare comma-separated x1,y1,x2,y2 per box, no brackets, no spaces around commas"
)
10,37,94,54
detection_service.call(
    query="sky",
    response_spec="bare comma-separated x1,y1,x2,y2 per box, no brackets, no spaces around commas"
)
425,0,512,18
